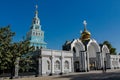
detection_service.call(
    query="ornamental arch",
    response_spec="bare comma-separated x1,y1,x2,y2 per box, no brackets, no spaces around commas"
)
71,39,85,72
102,45,110,69
87,39,101,70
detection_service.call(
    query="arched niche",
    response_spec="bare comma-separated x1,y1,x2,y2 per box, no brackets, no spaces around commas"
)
102,45,110,69
71,39,85,72
102,45,110,58
87,39,100,58
71,39,85,57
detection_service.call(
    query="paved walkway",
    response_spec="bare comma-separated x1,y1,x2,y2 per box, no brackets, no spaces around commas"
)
1,69,120,80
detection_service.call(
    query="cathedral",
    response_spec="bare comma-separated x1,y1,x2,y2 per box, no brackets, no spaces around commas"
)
25,5,120,76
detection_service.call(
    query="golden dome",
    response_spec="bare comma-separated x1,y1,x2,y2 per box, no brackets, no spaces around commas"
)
80,20,91,41
81,29,91,40
82,30,91,35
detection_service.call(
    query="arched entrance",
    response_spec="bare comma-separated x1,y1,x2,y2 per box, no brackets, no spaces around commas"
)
87,40,101,70
102,45,110,69
73,46,81,72
74,61,80,72
88,45,97,70
71,39,86,72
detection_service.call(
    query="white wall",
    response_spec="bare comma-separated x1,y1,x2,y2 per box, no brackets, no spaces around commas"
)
110,55,120,69
41,49,73,75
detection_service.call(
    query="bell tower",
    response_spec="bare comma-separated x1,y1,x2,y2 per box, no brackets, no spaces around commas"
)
26,4,47,49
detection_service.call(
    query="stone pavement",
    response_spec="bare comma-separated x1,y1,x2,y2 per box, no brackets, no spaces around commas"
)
1,69,120,80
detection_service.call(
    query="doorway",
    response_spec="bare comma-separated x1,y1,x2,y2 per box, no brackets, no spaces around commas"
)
74,61,80,72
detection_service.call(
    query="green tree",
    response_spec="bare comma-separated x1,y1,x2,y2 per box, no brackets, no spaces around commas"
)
103,41,117,55
0,26,15,73
19,57,36,73
9,41,34,79
0,26,34,78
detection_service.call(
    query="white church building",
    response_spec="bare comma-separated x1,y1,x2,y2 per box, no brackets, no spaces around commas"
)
63,20,111,72
24,5,120,76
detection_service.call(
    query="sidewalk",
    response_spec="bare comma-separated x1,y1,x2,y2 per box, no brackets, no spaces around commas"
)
1,69,120,80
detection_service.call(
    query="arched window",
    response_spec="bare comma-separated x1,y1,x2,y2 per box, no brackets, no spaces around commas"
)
64,61,69,69
36,32,38,36
55,60,60,70
47,61,50,70
33,32,35,35
34,20,35,24
36,46,39,50
73,47,76,57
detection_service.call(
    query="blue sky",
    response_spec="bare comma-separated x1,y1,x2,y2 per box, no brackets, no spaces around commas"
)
0,0,120,53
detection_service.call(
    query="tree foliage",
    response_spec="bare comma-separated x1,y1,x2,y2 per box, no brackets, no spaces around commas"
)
0,26,15,70
0,26,34,78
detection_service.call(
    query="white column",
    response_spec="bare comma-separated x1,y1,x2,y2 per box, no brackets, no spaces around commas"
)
79,51,87,72
100,53,103,69
50,50,55,75
87,51,90,71
60,51,64,74
51,56,54,75
79,51,82,71
38,57,42,76
81,52,84,71
79,52,81,71
61,56,64,74
101,52,104,70
110,57,112,69
71,57,74,72
84,51,87,71
106,53,110,69
82,51,87,71
96,52,102,69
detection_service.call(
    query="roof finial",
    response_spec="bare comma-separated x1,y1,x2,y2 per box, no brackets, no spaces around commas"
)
35,4,38,10
35,0,38,18
83,20,87,30
35,0,38,9
35,5,38,17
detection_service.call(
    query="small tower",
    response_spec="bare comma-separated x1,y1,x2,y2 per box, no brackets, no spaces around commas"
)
80,20,91,41
26,4,47,49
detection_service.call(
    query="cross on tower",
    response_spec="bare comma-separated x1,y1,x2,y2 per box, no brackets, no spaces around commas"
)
35,5,38,10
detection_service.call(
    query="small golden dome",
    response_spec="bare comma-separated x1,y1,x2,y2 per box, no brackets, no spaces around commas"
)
81,29,91,40
82,30,91,35
80,20,91,41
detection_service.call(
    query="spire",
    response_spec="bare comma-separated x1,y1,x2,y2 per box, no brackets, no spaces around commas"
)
32,3,40,26
35,4,38,18
35,0,38,18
